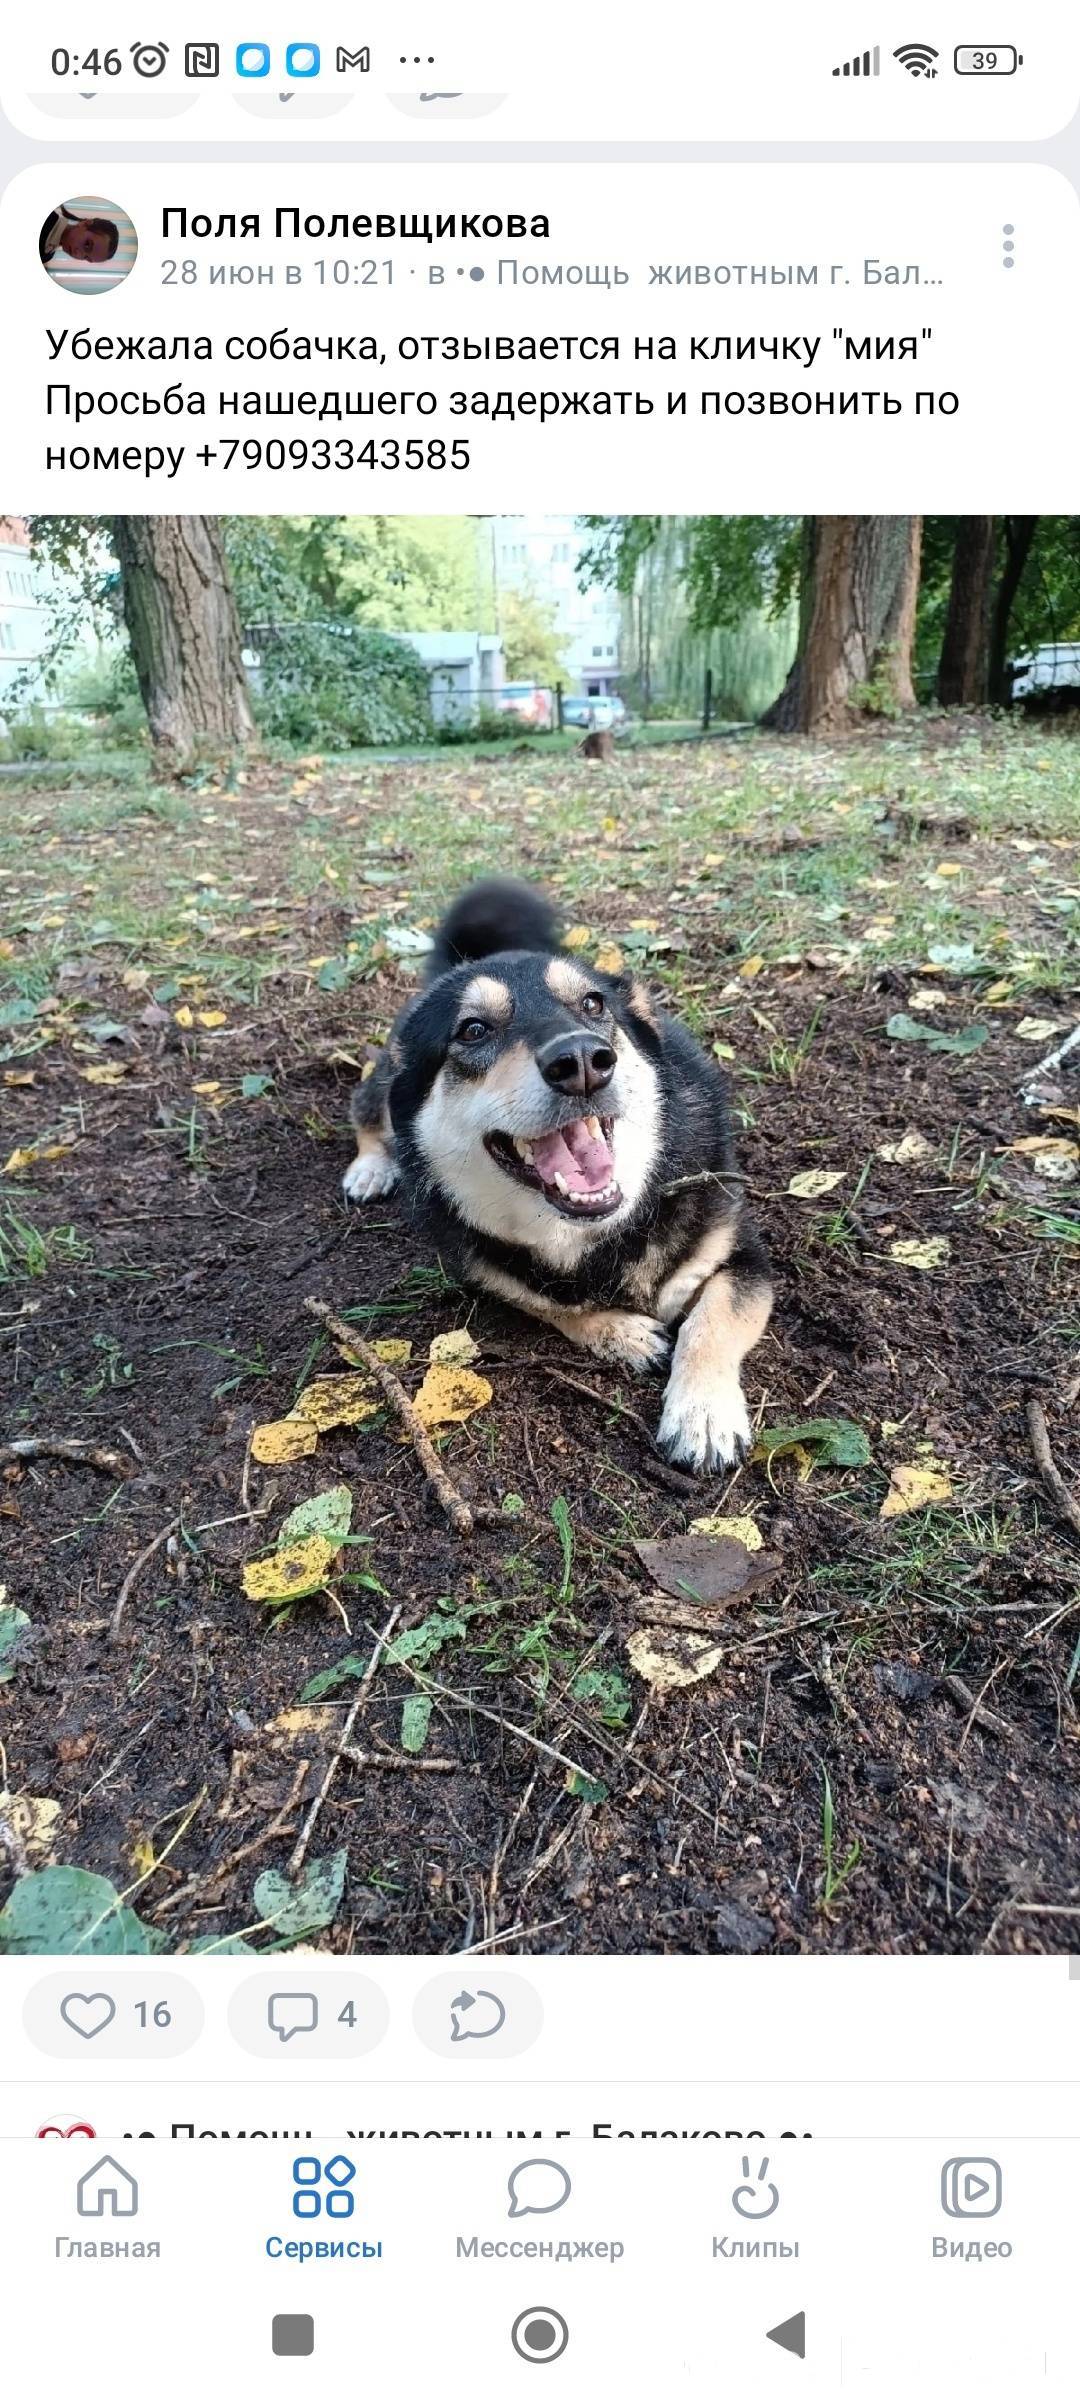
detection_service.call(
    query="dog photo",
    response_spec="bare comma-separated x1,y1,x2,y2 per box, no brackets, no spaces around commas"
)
0,509,1077,1960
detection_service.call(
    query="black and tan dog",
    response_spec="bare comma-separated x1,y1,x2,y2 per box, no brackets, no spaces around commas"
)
344,879,772,1473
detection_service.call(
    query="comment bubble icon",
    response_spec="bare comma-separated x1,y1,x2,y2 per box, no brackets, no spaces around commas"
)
267,1991,319,2044
507,2158,573,2219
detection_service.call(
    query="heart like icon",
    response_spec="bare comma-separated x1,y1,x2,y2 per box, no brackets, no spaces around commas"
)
59,1992,116,2041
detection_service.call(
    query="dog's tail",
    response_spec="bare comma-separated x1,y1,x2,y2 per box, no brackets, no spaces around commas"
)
426,878,559,979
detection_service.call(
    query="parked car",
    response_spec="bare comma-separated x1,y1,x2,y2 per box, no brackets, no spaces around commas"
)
496,682,554,730
560,693,628,732
1010,643,1080,697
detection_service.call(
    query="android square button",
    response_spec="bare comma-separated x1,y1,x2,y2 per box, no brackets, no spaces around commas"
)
272,2315,314,2358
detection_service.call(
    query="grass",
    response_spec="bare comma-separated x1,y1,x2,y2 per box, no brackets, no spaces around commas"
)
820,1768,861,1909
0,1205,91,1283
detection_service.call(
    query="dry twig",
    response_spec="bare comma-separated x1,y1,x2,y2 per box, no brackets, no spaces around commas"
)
0,1436,133,1478
304,1297,482,1534
1026,1396,1080,1546
110,1516,181,1644
287,1604,402,1876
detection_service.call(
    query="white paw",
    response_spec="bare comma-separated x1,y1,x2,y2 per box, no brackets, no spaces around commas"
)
342,1149,399,1204
587,1312,671,1376
657,1375,752,1474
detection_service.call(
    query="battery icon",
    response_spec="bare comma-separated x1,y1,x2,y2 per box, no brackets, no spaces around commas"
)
954,45,1023,73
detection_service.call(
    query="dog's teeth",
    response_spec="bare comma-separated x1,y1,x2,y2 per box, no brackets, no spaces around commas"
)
513,1138,533,1162
585,1114,601,1140
553,1172,569,1194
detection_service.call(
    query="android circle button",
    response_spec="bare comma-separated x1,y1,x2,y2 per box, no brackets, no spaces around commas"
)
413,1972,543,2060
228,1975,390,2060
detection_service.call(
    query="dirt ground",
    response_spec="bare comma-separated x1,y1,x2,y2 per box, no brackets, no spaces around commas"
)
2,718,1079,1955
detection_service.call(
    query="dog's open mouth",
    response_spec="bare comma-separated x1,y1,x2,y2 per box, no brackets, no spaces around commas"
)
484,1114,622,1218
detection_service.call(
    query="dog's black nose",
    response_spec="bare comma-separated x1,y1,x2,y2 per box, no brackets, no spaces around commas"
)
536,1033,616,1096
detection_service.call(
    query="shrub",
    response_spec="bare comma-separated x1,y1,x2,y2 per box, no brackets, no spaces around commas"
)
249,623,433,747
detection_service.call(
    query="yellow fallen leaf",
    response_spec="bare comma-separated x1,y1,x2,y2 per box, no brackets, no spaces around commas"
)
242,1535,338,1603
428,1329,481,1369
564,925,592,952
290,1375,379,1432
333,1336,413,1368
196,1009,227,1030
1014,1018,1061,1043
983,979,1013,1005
880,1464,954,1519
193,1080,222,1096
594,943,624,974
130,1837,157,1878
689,1515,763,1551
889,1237,951,1271
876,1131,933,1165
4,1142,73,1175
173,1005,195,1029
703,853,724,869
2,1071,36,1088
411,1363,493,1429
1006,1136,1079,1160
0,1792,61,1863
934,862,963,878
788,1170,845,1199
738,954,766,979
79,1064,128,1086
628,917,659,933
626,1627,725,1691
250,1418,319,1465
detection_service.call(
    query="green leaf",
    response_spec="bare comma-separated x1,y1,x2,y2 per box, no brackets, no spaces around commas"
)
564,1770,609,1805
301,1653,369,1702
570,1666,632,1726
885,1014,989,1056
550,1495,574,1601
0,1603,32,1686
253,1848,347,1943
400,1695,433,1754
317,958,349,992
241,1072,273,1100
388,1609,468,1669
759,1417,871,1468
189,1935,256,1955
500,1492,526,1518
926,943,981,973
277,1485,353,1550
0,1866,157,1956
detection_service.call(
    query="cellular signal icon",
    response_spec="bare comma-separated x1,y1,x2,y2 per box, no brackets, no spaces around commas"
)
894,42,939,77
832,44,880,76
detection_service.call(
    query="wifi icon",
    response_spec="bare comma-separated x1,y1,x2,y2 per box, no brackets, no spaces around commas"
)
894,42,939,77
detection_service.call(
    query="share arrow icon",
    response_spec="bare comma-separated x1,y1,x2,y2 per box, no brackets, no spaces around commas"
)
766,2311,806,2360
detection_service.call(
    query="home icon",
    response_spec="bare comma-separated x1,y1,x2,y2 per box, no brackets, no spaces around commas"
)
76,2156,139,2218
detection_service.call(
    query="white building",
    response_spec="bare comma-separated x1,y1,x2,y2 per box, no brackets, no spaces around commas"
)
397,630,505,726
0,520,51,704
487,516,621,698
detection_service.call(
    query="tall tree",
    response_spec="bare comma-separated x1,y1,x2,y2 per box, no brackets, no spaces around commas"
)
108,516,255,768
937,518,997,705
988,517,1039,704
765,517,922,734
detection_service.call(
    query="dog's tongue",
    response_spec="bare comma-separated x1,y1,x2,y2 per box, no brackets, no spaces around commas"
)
530,1118,614,1194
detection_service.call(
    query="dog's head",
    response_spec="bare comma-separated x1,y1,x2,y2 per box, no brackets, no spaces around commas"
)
391,950,664,1256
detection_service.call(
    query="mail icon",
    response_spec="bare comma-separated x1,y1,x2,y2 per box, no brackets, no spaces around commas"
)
336,46,371,72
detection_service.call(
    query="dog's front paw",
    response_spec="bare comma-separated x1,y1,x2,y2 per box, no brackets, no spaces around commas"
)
343,1149,400,1204
657,1374,752,1474
585,1311,671,1376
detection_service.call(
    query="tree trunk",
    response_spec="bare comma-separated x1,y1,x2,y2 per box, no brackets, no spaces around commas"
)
797,516,922,734
988,517,1039,704
937,518,998,705
760,517,819,730
109,516,255,769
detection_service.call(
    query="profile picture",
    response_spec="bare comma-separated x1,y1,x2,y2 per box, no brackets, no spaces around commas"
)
38,195,137,295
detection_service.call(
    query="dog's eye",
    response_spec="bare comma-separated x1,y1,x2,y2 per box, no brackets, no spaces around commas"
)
454,1018,490,1045
581,992,605,1018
